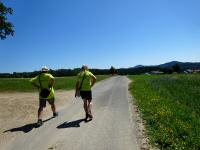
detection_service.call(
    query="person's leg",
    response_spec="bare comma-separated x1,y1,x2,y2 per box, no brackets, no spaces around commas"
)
51,103,56,113
83,99,88,115
87,91,93,118
51,103,58,117
38,99,46,120
87,99,93,118
38,106,44,120
81,91,88,117
37,99,46,126
48,98,58,117
37,107,44,127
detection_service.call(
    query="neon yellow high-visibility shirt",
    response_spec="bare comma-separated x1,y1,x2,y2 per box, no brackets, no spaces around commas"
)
77,70,95,91
30,73,55,99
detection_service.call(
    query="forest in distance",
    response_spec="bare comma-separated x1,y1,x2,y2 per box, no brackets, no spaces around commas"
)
1,61,200,78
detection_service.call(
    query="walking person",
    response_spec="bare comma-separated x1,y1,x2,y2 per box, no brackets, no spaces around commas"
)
30,66,58,127
75,65,96,121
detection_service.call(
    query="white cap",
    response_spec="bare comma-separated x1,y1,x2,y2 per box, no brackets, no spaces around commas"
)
41,66,49,72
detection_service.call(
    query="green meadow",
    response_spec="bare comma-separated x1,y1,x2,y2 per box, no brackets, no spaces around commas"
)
129,74,200,150
0,75,110,92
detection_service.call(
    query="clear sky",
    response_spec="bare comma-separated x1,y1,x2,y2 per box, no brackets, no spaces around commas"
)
0,0,200,73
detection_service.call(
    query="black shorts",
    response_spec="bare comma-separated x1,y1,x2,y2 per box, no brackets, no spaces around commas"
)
39,98,55,108
80,91,92,100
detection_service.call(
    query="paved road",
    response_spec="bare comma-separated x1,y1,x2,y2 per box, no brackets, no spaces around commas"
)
5,76,140,150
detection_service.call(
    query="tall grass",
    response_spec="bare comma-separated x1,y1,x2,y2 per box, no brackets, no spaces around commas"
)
129,74,200,150
0,75,110,92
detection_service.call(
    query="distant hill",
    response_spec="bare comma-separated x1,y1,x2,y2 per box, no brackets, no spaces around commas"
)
131,65,145,68
121,61,200,75
158,61,200,70
158,61,181,68
132,61,200,70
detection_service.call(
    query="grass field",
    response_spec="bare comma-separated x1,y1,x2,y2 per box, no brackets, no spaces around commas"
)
0,75,110,92
129,74,200,150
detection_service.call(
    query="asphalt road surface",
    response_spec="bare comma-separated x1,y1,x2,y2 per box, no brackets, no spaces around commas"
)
5,76,140,150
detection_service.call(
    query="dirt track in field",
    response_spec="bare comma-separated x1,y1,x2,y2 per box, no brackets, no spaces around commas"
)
0,90,75,148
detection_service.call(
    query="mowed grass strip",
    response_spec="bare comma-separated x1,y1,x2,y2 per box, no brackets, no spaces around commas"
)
0,75,110,92
129,74,200,150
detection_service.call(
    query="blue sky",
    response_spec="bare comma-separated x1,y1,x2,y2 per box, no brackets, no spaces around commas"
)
0,0,200,73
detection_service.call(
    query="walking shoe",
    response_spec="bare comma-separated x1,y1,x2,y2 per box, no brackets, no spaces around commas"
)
88,113,93,119
36,119,43,127
53,112,58,117
85,113,89,120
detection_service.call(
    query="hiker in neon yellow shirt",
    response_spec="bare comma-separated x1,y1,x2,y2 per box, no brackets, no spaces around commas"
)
30,66,58,127
75,65,96,121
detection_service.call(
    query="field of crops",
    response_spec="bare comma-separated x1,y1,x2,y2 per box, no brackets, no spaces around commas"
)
129,74,200,149
0,75,110,92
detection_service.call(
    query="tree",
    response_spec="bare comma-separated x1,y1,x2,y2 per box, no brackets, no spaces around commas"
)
0,2,14,40
172,64,181,73
109,66,117,75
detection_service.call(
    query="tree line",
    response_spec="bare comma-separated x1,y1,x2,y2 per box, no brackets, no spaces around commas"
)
0,64,184,78
0,68,111,78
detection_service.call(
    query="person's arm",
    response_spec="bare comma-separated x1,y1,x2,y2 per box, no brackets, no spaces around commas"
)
74,81,80,97
75,73,81,97
49,78,55,88
30,77,39,89
32,82,40,89
91,75,96,87
75,73,81,90
48,74,55,88
75,80,80,90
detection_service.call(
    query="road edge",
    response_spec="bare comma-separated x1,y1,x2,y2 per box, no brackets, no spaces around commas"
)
127,78,159,150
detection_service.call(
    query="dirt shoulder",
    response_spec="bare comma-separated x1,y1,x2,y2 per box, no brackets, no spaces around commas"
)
0,90,75,148
128,79,158,150
129,93,158,150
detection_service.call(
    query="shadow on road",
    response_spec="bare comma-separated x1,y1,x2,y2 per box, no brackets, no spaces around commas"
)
57,118,87,128
4,117,54,133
